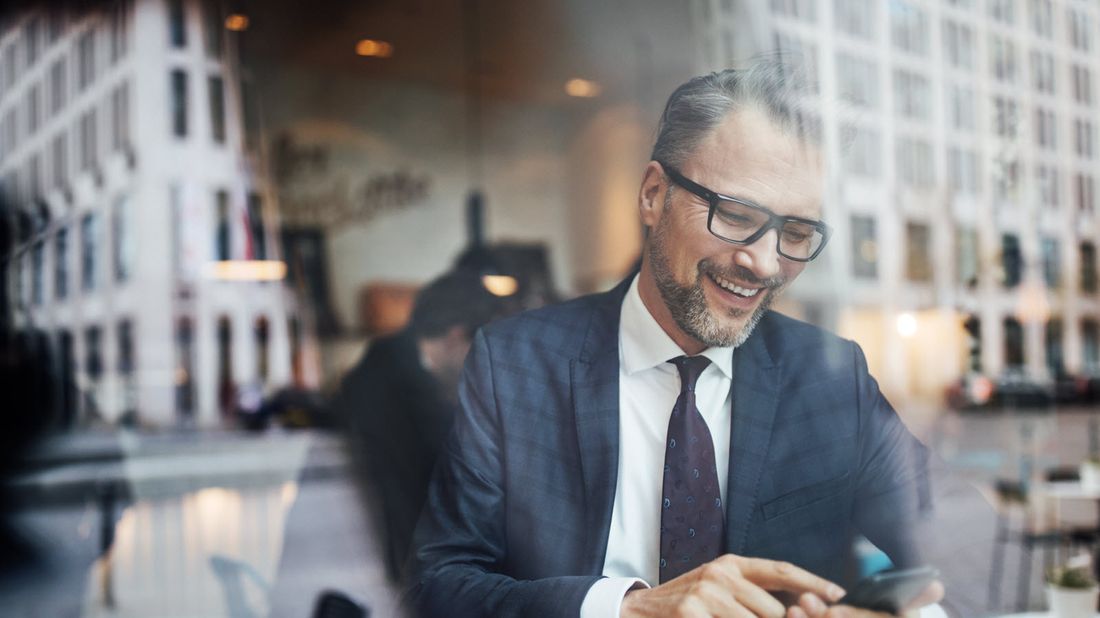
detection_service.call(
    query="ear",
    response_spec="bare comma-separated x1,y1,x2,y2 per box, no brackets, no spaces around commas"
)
638,160,668,229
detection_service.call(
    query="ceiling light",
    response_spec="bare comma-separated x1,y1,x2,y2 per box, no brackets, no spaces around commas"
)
224,14,249,31
565,78,600,98
482,275,519,297
206,260,287,281
356,39,394,58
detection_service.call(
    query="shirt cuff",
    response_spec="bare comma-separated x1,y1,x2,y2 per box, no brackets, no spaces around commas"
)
579,577,650,618
919,603,948,618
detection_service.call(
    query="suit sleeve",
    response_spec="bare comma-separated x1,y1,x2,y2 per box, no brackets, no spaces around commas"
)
410,329,600,617
849,342,994,617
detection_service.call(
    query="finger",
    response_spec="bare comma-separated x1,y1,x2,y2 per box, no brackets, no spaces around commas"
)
788,605,809,618
902,580,945,611
727,577,788,618
798,592,829,617
736,556,846,602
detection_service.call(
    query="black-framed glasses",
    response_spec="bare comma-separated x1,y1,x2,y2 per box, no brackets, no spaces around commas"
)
657,161,831,262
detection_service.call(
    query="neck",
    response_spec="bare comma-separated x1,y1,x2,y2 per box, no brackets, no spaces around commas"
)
636,261,707,356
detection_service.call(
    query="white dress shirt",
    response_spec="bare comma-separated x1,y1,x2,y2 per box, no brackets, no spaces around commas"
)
579,275,947,618
580,275,733,617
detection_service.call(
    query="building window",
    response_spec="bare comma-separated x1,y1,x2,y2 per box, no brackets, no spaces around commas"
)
836,53,879,109
77,29,95,91
947,84,975,131
26,84,41,137
843,126,881,178
49,59,65,116
85,326,104,387
956,227,979,287
208,75,226,144
993,97,1019,139
890,1,928,56
905,221,932,282
78,109,97,172
990,36,1016,83
769,0,816,22
1031,50,1056,94
118,318,134,376
248,192,266,259
947,147,980,195
993,159,1020,200
1068,8,1092,52
1037,165,1059,207
771,33,820,94
215,190,231,260
1084,320,1100,371
1042,236,1060,288
255,316,270,383
23,18,40,69
1046,318,1064,374
1081,241,1097,293
113,196,131,282
834,0,876,40
203,0,224,57
1035,107,1057,150
175,317,196,417
111,83,129,151
217,316,234,415
1029,0,1053,38
168,0,187,48
1075,119,1095,159
55,226,68,299
1076,173,1096,212
942,19,974,70
81,212,98,291
893,69,930,120
109,0,129,63
990,0,1015,24
1004,317,1025,368
50,133,67,191
1073,65,1093,106
31,241,44,305
1002,233,1022,288
171,69,188,137
896,137,934,188
850,214,877,279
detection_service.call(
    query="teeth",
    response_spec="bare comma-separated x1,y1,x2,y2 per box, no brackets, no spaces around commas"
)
712,274,760,298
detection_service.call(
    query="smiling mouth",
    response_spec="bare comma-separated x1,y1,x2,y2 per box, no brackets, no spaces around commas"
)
710,273,762,298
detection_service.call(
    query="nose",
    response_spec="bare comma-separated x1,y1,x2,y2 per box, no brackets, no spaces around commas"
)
732,227,782,281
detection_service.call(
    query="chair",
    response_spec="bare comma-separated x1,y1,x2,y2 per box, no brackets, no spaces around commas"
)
987,471,1100,613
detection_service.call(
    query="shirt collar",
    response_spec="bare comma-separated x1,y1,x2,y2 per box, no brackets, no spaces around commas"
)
619,274,734,380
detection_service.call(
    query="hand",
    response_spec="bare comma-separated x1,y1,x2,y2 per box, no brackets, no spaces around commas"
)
789,580,945,618
620,554,846,618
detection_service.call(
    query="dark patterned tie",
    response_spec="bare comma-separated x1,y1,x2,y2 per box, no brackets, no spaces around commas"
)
659,355,725,583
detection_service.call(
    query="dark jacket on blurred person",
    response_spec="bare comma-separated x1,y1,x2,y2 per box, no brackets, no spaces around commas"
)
334,271,504,585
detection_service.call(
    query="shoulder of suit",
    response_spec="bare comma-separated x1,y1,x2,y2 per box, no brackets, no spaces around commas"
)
756,311,860,366
476,290,612,354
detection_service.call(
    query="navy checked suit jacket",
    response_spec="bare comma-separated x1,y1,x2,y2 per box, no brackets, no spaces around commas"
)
412,277,933,617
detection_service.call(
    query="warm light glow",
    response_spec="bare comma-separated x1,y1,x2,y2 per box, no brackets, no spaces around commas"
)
565,78,601,98
355,39,394,58
896,312,918,338
206,260,287,281
859,239,877,263
482,275,519,297
224,14,249,31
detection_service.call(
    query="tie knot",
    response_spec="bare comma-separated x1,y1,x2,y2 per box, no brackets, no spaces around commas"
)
669,355,711,394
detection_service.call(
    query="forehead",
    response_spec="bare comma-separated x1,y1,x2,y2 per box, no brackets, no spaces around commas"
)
685,106,824,220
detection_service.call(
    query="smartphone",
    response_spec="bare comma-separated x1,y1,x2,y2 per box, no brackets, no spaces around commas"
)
836,566,940,614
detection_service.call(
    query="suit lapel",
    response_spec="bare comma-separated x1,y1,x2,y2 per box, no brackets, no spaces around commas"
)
572,277,632,575
725,316,780,555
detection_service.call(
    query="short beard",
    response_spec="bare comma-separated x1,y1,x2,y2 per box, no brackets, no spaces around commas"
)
648,190,785,349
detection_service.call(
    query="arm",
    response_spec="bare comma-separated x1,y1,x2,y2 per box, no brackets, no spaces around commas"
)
410,329,600,618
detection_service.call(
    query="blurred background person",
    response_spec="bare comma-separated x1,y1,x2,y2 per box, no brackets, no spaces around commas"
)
332,268,507,585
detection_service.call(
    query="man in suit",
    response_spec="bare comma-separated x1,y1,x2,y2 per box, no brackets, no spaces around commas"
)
412,63,980,617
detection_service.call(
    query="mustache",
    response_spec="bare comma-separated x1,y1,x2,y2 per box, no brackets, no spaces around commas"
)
700,262,785,290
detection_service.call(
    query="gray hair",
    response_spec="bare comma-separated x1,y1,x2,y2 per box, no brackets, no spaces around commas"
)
650,56,820,170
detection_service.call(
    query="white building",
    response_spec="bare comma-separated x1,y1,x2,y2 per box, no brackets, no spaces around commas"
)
0,0,304,428
694,0,1100,402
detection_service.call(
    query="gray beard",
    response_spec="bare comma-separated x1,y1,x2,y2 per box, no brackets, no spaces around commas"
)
648,191,782,349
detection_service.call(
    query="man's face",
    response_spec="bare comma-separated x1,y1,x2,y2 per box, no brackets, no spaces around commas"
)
638,107,825,352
